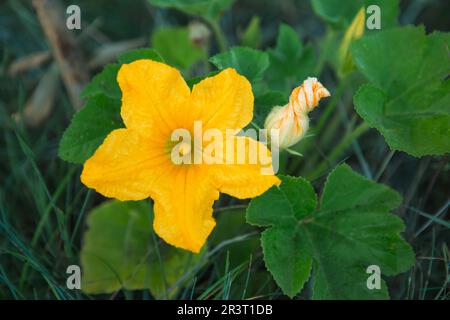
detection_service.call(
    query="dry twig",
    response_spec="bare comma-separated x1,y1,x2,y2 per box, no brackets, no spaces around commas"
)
32,0,89,110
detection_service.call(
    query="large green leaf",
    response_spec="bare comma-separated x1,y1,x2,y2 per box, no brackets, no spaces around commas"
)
209,46,269,85
147,0,234,22
58,95,123,164
266,24,316,94
151,27,205,70
246,164,415,299
81,200,203,298
352,27,450,157
311,0,399,29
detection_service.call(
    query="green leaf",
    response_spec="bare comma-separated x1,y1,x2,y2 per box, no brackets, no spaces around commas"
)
151,26,205,70
312,0,399,29
266,24,317,94
186,71,219,89
240,16,262,49
209,46,269,85
58,95,124,164
81,200,203,298
352,27,450,157
118,48,163,64
147,0,234,22
81,64,121,100
246,164,415,299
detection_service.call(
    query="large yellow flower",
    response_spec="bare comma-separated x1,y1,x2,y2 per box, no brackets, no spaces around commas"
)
81,59,280,253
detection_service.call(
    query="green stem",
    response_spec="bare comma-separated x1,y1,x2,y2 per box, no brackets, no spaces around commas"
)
374,150,395,181
210,19,227,52
306,121,370,181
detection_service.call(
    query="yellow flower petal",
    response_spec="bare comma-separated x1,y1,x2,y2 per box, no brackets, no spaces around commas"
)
152,166,219,253
81,61,281,253
81,128,169,201
211,136,281,199
190,68,253,132
117,59,191,135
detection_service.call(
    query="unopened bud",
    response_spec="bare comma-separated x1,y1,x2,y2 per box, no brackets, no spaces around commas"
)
264,77,330,149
